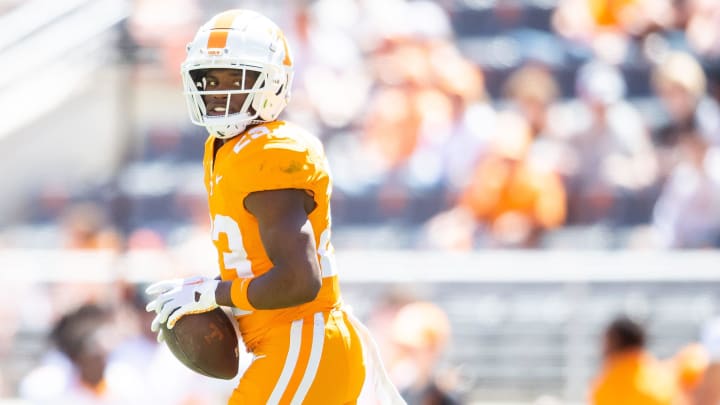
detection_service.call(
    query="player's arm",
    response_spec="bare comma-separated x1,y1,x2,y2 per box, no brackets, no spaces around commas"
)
146,189,320,332
215,188,322,310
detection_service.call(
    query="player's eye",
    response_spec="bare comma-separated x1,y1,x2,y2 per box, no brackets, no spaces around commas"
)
207,79,218,87
234,80,242,87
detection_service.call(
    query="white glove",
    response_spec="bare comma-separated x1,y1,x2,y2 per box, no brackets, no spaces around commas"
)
145,276,220,334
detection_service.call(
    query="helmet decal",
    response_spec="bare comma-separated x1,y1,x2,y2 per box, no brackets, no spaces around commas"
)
206,10,244,49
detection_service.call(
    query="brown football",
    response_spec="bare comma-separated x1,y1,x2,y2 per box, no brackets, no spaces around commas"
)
161,308,239,379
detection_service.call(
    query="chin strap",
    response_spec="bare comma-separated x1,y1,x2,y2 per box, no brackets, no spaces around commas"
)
206,117,250,139
213,124,246,139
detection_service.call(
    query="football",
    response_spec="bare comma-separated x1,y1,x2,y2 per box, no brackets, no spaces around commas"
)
161,308,240,379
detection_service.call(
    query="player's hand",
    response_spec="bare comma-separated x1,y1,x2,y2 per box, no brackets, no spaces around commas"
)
145,276,220,331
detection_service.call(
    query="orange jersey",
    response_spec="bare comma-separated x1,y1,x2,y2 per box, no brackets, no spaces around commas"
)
203,120,342,349
591,351,682,405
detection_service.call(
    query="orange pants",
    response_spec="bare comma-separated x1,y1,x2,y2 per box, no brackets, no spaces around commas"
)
229,309,365,405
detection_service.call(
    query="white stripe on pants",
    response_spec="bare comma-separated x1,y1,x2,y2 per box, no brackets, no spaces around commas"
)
290,312,325,404
266,318,303,405
266,312,327,405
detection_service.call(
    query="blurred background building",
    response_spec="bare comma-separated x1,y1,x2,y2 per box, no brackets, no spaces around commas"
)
2,0,720,404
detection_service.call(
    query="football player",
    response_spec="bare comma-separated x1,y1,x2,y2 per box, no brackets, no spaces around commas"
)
145,9,405,405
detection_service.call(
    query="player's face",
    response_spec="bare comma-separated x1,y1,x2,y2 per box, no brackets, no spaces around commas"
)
202,68,261,116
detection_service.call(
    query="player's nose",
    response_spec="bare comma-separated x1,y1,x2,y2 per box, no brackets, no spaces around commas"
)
208,93,229,105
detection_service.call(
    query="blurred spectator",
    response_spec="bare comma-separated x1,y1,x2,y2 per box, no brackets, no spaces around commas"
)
553,0,674,60
588,0,639,29
19,304,129,404
562,61,658,224
649,53,720,248
59,203,122,251
19,288,235,404
682,0,720,58
404,41,489,191
666,343,709,404
590,316,681,405
427,111,566,249
52,305,113,392
651,52,720,171
363,85,425,172
694,317,720,405
652,130,720,248
422,204,478,251
365,288,418,373
503,64,561,141
108,285,159,377
388,301,460,405
126,228,166,250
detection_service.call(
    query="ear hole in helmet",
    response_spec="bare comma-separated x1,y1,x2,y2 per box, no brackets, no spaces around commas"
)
190,69,208,89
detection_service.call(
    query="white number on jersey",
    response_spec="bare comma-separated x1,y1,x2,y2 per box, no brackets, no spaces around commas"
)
211,214,253,278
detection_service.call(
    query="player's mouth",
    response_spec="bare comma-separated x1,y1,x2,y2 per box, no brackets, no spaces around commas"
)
207,105,241,116
208,106,227,116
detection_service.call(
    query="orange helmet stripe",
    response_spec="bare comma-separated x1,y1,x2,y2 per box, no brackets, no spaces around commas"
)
279,32,292,66
207,10,244,49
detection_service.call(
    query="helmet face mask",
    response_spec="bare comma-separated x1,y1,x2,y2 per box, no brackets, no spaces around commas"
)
181,10,293,139
184,66,265,138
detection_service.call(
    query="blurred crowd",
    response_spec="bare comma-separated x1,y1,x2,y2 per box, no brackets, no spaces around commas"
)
0,281,462,404
3,0,720,250
5,281,720,405
5,283,254,404
280,0,720,250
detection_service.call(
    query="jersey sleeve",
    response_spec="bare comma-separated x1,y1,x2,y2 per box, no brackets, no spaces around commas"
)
230,138,324,193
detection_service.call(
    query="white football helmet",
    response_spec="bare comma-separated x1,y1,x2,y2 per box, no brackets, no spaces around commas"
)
181,10,294,139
